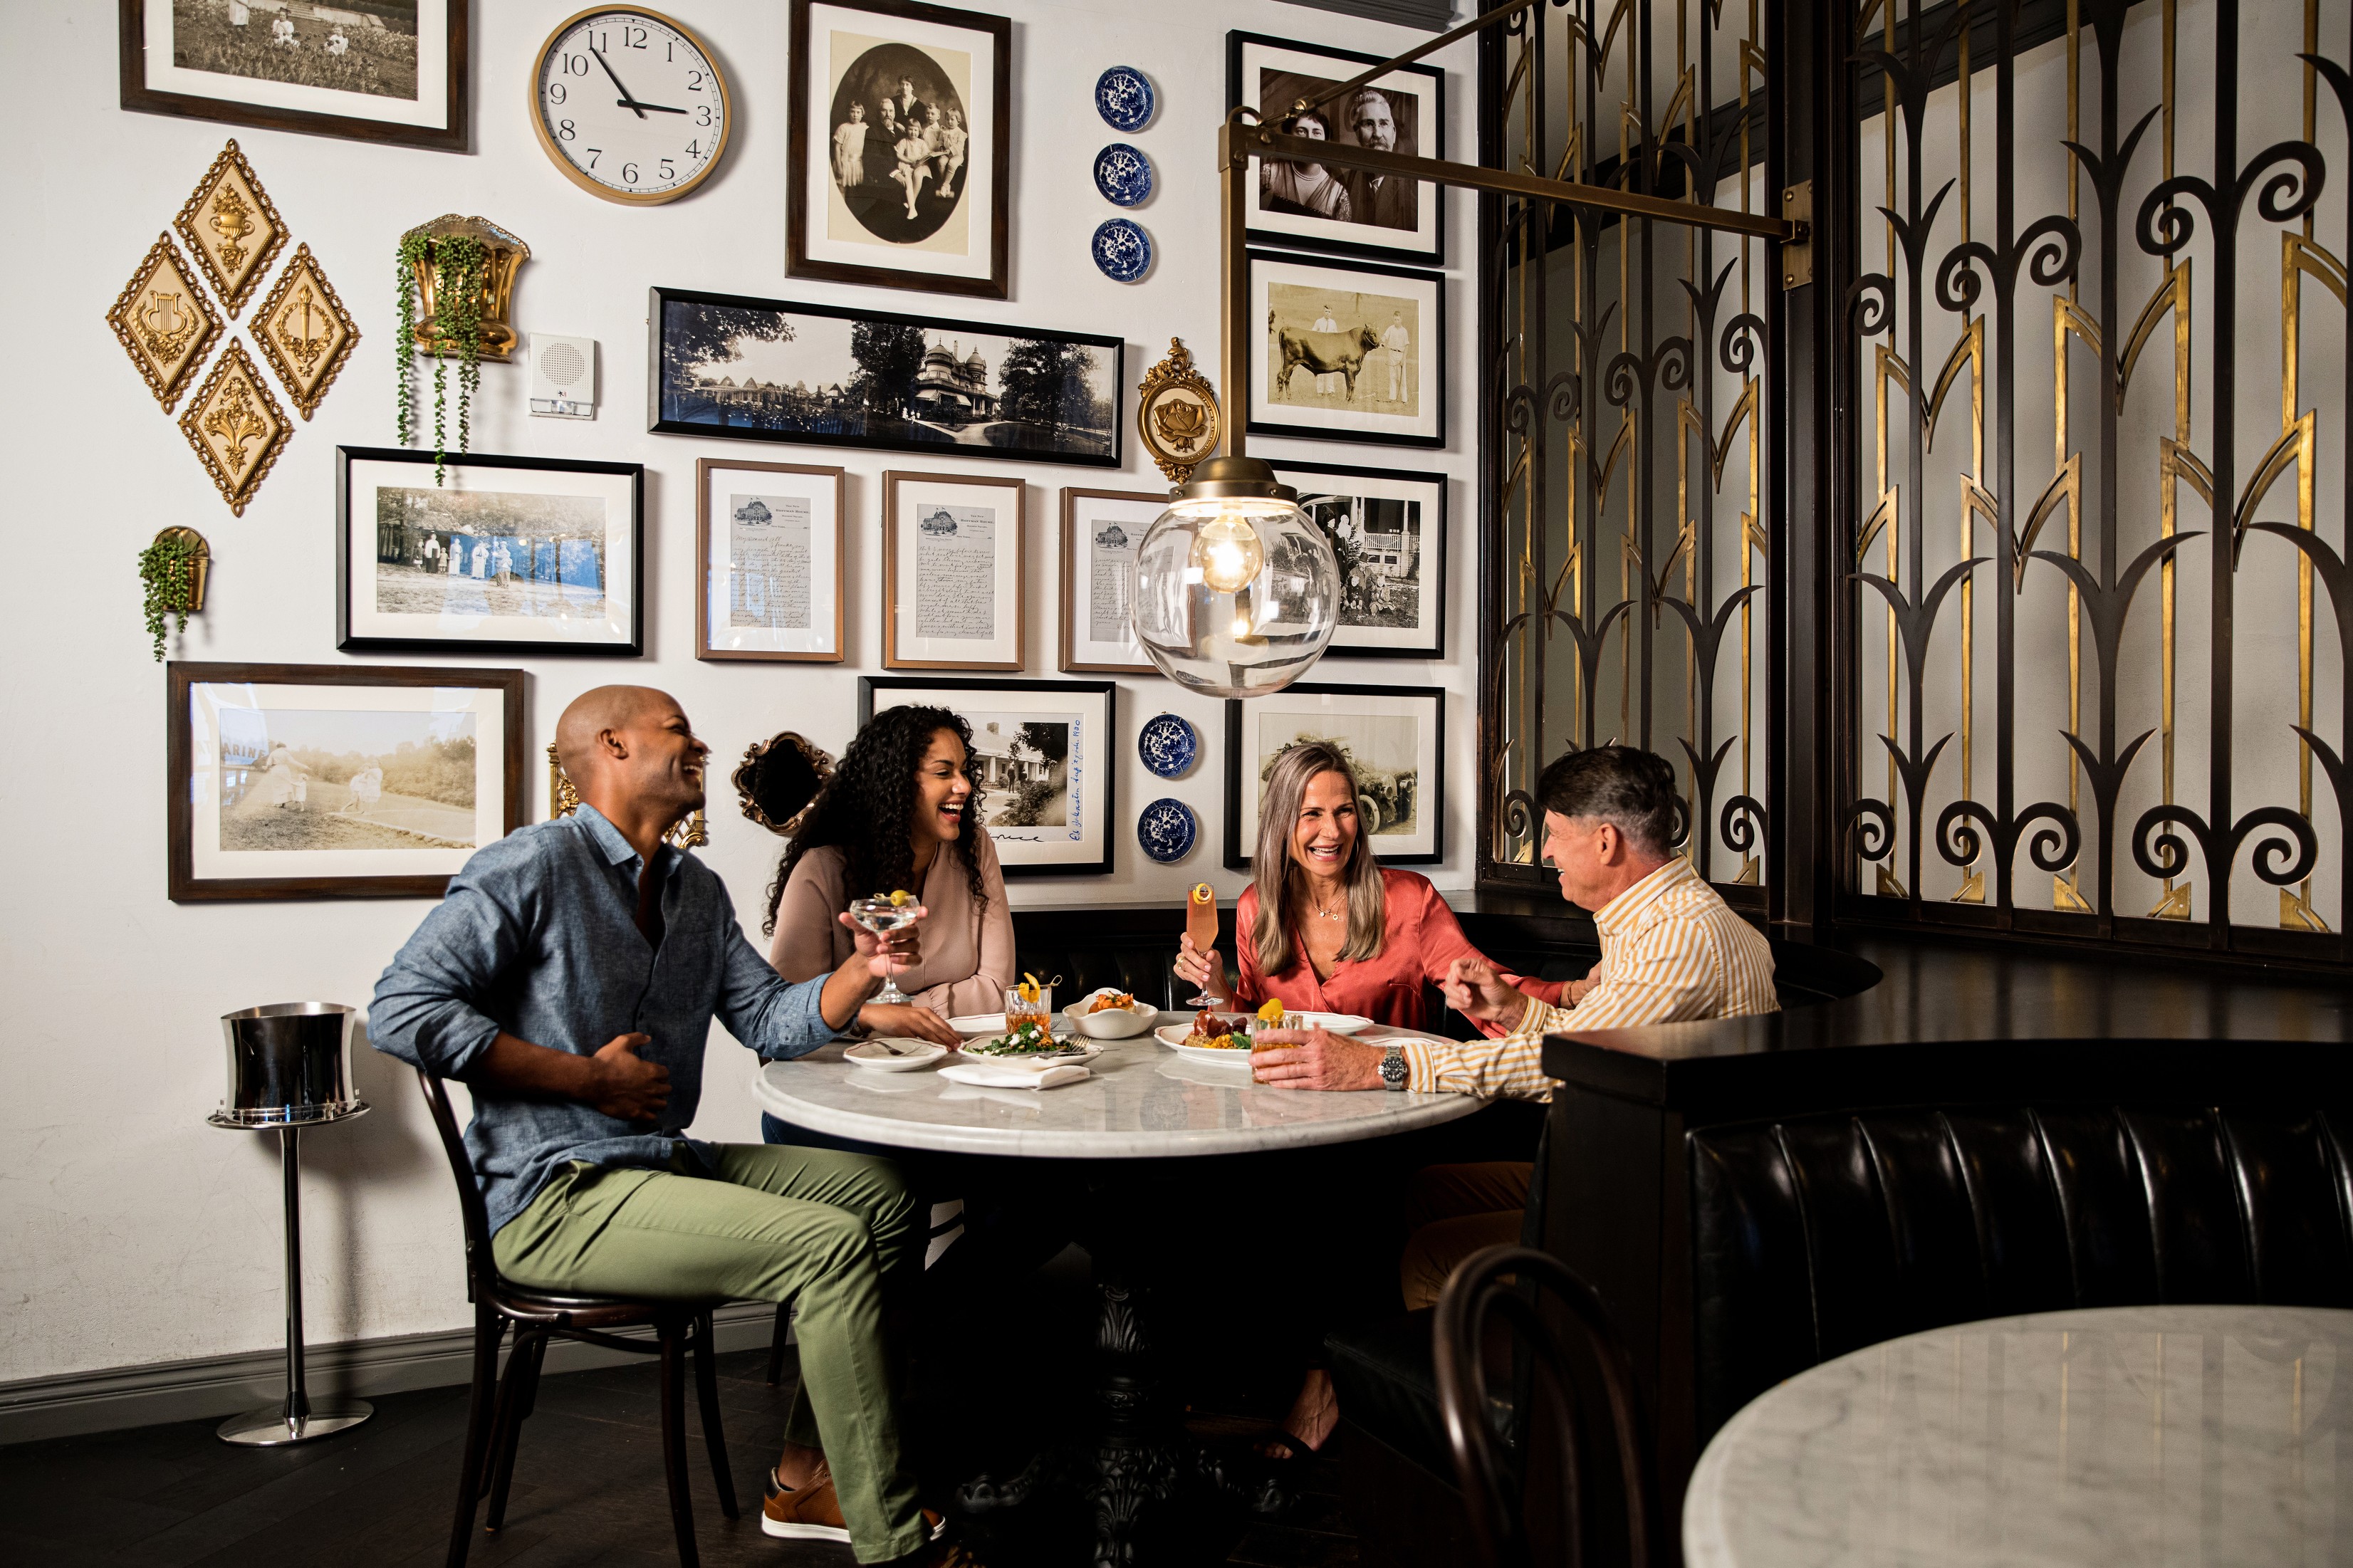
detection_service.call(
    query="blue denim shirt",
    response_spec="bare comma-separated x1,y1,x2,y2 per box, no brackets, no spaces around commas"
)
369,805,838,1235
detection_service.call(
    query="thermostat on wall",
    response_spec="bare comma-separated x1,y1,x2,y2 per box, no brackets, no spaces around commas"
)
528,334,597,419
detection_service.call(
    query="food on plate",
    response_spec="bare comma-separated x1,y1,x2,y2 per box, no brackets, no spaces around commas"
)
967,1019,1072,1057
1256,998,1288,1025
1181,1008,1253,1050
1086,990,1139,1014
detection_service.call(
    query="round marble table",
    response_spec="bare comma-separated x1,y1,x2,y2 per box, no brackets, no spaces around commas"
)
749,1015,1481,1156
1684,1304,2353,1568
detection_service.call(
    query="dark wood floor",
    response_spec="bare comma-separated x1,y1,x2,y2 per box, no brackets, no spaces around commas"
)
0,1347,1356,1568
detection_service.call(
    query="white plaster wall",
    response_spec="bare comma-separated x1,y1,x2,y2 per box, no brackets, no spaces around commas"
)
0,0,1481,1383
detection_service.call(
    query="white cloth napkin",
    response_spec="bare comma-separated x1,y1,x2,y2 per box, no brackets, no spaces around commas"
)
936,1060,1092,1090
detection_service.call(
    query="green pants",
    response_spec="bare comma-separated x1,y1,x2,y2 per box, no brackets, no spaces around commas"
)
491,1144,927,1563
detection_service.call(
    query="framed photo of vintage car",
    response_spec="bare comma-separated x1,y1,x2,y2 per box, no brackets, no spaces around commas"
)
1225,682,1444,869
697,458,846,662
1058,486,1167,675
1248,250,1443,448
882,469,1024,670
167,661,525,902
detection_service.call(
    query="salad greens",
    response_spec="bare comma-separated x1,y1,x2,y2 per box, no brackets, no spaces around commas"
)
967,1019,1075,1057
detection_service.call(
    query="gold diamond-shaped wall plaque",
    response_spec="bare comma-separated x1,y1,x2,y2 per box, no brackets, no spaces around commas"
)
106,234,221,412
251,244,358,419
173,140,288,318
178,339,290,516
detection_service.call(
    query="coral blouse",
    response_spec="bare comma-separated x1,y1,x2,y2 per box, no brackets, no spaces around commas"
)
1229,867,1558,1037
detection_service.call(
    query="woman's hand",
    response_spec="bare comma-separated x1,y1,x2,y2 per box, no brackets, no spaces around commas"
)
1441,955,1529,1023
1175,931,1227,993
858,1003,961,1046
840,906,925,982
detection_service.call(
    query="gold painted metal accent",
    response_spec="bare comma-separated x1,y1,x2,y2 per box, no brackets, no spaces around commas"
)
1734,857,1760,886
402,215,531,362
2281,886,2329,932
2150,882,2193,921
1951,869,1985,904
1781,182,1812,287
152,526,212,613
2278,232,2341,922
107,234,221,413
177,339,289,518
1876,864,1909,900
1134,338,1221,485
2053,872,2092,914
172,140,288,318
547,743,706,847
250,244,359,421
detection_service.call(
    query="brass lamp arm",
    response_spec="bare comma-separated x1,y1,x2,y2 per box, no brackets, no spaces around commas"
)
1282,0,1540,126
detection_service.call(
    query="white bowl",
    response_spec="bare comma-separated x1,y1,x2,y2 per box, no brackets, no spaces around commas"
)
1064,988,1157,1039
842,1038,948,1072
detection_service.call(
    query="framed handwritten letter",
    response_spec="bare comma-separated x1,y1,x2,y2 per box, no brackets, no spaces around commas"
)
882,469,1024,670
1058,487,1166,675
696,459,846,662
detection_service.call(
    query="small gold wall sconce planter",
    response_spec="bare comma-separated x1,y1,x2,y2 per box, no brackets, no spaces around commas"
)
108,234,221,412
173,140,288,319
404,215,530,362
178,339,291,516
252,244,359,420
1136,338,1221,486
140,526,210,662
547,744,707,848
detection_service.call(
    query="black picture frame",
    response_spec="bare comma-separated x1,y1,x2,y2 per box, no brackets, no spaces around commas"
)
1247,250,1446,449
1225,682,1445,869
860,676,1118,877
788,0,1012,299
336,446,646,657
1265,459,1447,659
649,286,1124,468
119,0,469,152
1226,28,1446,266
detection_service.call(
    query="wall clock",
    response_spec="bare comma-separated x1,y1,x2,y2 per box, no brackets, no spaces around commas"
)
531,8,732,205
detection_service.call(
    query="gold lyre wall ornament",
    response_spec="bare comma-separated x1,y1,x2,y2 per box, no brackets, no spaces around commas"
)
546,745,707,849
107,234,221,411
172,141,287,318
177,340,290,516
251,244,359,419
403,215,531,362
1135,338,1222,485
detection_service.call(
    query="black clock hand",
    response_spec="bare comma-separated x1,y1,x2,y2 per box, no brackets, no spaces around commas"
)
589,47,646,118
625,101,689,114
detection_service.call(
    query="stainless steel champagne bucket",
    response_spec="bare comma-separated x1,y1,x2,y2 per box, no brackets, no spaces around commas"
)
214,1002,365,1127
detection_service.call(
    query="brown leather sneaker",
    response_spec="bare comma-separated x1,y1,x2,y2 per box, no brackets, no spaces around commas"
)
761,1470,945,1546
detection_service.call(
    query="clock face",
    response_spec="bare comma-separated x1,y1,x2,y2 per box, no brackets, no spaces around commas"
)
533,9,729,204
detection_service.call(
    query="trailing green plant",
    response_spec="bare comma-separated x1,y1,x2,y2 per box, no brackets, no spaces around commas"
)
138,533,202,662
395,231,491,486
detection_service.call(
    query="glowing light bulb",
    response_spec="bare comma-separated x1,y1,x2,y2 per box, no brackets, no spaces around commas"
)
1191,513,1265,594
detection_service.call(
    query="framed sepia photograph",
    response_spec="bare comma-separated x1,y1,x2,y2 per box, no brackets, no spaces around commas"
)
167,661,524,902
1228,31,1444,266
1266,461,1446,659
337,446,644,657
788,0,1010,299
862,676,1116,877
1058,487,1167,675
883,469,1024,670
120,0,468,152
1226,682,1444,869
697,458,846,663
1248,251,1444,448
649,286,1121,467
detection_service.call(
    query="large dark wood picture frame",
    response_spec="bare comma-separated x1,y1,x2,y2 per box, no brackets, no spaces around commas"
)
1226,681,1444,869
119,0,469,152
167,661,525,902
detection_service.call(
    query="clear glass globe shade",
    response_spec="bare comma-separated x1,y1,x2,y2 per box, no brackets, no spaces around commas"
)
1132,495,1340,699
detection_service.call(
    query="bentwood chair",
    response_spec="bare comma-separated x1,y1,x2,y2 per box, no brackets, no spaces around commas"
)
1432,1245,1655,1568
417,1070,739,1568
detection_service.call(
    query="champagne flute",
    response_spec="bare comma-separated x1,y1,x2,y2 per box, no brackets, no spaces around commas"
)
848,896,918,1006
1183,882,1224,1008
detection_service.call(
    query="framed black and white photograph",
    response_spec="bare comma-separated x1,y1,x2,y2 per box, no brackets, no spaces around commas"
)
336,446,644,656
861,676,1116,877
1249,251,1444,448
1059,487,1167,676
167,661,524,902
1267,461,1446,658
789,0,1010,299
1228,31,1444,266
1226,683,1443,869
883,470,1024,670
120,0,467,152
698,458,845,663
649,286,1121,467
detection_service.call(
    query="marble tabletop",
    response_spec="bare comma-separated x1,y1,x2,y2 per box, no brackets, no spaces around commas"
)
749,1014,1481,1157
1684,1303,2353,1568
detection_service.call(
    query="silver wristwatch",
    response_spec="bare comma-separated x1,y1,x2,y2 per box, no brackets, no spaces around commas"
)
1379,1042,1408,1091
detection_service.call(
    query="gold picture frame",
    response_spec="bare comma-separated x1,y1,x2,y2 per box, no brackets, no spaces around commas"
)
178,339,291,517
547,743,706,848
1135,337,1221,484
173,140,289,318
251,244,359,420
1058,487,1167,676
882,469,1026,671
107,233,221,412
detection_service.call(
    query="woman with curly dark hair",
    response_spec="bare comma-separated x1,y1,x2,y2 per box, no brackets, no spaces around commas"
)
766,705,1013,1040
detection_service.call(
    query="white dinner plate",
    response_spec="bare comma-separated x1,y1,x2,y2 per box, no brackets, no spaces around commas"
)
959,1039,1101,1067
949,1013,1013,1037
1150,1024,1259,1067
842,1038,947,1072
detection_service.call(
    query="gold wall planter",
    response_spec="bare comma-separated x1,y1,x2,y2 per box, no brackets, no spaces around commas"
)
402,215,529,362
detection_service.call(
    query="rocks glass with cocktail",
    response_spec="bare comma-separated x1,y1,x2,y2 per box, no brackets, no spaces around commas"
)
848,894,919,1006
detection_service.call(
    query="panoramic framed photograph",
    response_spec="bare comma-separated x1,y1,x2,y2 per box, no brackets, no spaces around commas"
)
649,286,1121,467
1225,682,1444,869
1266,461,1446,658
1058,487,1167,675
788,0,1010,298
120,0,468,152
698,459,845,663
337,446,644,656
1248,251,1444,448
883,469,1024,670
167,661,524,902
1228,31,1444,266
861,676,1116,877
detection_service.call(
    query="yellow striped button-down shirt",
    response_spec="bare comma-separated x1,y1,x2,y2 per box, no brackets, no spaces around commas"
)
1401,856,1778,1099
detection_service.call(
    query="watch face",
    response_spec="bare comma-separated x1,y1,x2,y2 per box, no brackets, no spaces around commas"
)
536,10,728,202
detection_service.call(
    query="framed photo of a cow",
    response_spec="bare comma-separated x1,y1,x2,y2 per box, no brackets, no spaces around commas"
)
1248,251,1443,449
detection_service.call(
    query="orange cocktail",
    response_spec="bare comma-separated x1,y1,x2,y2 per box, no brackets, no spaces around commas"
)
1184,883,1224,1007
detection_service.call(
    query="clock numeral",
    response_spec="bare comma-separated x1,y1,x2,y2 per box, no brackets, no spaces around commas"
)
558,119,576,141
622,163,640,184
666,40,675,62
623,25,647,48
562,53,587,75
547,81,567,104
696,104,714,126
586,148,602,169
659,158,675,180
687,70,704,91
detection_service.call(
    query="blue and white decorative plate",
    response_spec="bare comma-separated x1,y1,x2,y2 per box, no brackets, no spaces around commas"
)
1095,66,1155,132
1137,798,1198,864
1092,218,1152,283
1137,712,1199,778
1094,143,1154,207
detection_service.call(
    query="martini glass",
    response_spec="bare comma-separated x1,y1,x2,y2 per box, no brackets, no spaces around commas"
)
849,897,918,1006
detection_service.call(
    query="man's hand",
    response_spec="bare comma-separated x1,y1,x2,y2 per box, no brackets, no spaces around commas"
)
1441,956,1528,1023
1250,1027,1384,1091
585,1033,669,1123
859,1003,961,1045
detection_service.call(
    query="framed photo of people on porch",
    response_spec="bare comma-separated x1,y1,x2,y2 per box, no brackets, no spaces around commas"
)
1247,251,1444,448
1264,460,1446,659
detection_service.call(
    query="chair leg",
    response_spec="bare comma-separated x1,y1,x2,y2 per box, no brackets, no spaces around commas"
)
766,1300,791,1386
484,1330,547,1532
659,1321,701,1568
692,1312,739,1519
445,1313,504,1568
